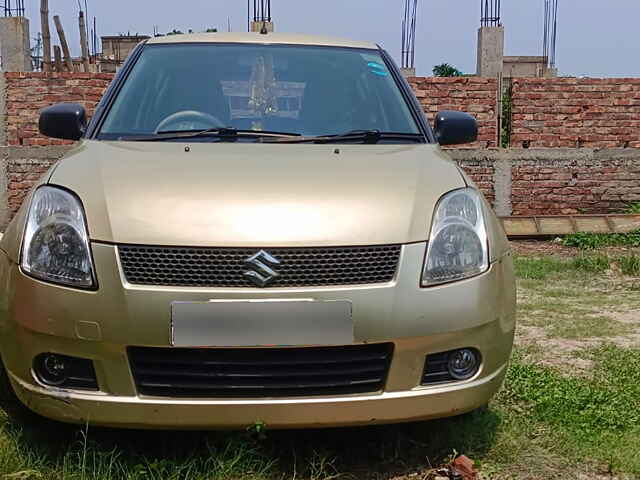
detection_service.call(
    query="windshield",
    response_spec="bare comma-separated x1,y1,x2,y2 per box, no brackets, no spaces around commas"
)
98,43,421,141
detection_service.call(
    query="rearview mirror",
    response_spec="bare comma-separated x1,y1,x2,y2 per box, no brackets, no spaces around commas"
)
39,103,87,141
433,110,478,146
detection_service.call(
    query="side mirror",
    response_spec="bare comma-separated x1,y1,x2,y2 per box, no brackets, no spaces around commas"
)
433,110,478,146
39,103,87,141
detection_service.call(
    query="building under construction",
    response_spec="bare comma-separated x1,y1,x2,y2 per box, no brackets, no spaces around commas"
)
0,0,31,71
249,0,274,32
2,0,24,17
100,35,150,72
477,0,559,78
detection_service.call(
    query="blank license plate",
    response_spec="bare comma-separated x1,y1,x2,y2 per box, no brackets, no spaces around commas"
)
171,299,353,347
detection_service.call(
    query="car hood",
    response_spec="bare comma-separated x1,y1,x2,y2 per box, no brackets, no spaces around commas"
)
48,141,465,247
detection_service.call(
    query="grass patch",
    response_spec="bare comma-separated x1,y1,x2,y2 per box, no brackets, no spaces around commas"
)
0,394,598,480
504,346,640,474
514,254,610,280
561,230,640,249
0,427,276,480
517,293,633,339
0,411,505,480
515,255,640,340
547,315,632,339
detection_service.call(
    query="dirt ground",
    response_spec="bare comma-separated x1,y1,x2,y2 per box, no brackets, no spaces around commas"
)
513,240,640,376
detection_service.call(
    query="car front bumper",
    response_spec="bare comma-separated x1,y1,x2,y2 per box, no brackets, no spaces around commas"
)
0,242,516,429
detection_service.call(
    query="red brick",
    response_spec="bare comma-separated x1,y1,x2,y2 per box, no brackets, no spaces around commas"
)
511,77,640,148
4,71,115,146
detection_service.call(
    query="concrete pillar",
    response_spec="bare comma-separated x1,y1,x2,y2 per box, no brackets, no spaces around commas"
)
0,17,32,72
0,72,5,146
0,75,5,229
0,151,6,231
476,26,504,77
545,67,558,78
493,157,512,216
250,21,274,33
400,67,416,78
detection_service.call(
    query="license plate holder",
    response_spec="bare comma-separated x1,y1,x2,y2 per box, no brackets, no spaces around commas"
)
171,299,353,347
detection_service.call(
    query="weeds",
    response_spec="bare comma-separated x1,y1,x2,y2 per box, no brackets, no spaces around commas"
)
624,202,640,214
561,230,640,249
618,255,640,276
570,254,611,272
515,252,640,280
500,81,513,148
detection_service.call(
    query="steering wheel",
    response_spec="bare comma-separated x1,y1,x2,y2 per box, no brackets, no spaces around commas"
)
155,110,225,133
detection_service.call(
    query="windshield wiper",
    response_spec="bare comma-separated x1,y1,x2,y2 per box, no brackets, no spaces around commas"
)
124,128,302,142
261,129,425,144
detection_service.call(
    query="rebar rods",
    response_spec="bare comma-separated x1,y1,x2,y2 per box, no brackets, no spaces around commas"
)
401,0,418,69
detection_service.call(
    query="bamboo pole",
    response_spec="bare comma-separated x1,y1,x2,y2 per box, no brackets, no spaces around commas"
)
78,11,90,72
40,0,52,71
53,15,74,72
53,45,63,72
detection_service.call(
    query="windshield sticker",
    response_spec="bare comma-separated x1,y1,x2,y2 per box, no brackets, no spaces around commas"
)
367,62,388,77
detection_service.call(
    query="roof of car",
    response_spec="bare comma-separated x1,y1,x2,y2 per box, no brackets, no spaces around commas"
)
146,32,379,50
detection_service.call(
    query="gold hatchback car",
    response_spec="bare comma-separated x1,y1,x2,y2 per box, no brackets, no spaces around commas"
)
0,33,515,429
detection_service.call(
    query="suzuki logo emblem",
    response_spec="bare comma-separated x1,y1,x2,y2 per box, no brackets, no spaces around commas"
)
243,250,282,287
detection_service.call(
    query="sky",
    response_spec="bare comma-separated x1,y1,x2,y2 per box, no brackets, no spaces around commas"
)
23,0,640,77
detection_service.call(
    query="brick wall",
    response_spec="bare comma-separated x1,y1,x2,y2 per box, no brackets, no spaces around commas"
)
510,78,640,149
408,77,499,148
2,148,639,227
2,146,70,225
6,73,640,151
3,72,640,224
6,73,499,148
5,72,113,146
457,158,495,205
508,150,640,216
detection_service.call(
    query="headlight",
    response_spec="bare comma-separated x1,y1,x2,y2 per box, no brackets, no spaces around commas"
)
422,188,489,286
21,186,96,289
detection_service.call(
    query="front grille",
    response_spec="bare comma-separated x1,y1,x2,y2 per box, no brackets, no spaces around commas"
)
128,344,394,398
118,244,401,288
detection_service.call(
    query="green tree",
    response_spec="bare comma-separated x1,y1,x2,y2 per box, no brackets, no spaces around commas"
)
155,27,217,38
432,63,463,77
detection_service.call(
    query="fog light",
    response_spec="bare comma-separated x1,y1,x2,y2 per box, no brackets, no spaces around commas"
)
33,353,98,390
447,348,480,380
36,354,68,386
